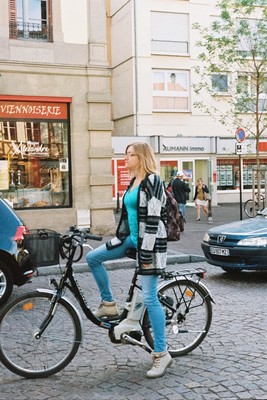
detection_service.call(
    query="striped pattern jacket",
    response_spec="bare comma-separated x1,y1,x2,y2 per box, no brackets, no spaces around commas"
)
116,174,167,273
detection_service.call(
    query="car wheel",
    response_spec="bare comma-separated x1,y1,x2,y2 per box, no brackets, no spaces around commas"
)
0,261,13,306
221,267,242,274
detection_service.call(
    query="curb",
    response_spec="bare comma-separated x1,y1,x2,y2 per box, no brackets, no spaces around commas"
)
36,253,205,276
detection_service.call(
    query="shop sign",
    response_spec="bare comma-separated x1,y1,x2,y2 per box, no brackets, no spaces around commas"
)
160,137,212,154
10,141,49,159
0,101,68,120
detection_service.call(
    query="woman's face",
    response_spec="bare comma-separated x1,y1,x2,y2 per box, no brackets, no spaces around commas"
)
125,146,140,171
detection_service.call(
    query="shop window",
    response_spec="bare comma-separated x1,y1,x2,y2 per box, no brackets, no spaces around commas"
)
160,160,178,188
243,159,267,189
217,159,239,190
153,70,190,112
217,158,267,191
0,97,71,209
9,0,53,41
151,12,189,55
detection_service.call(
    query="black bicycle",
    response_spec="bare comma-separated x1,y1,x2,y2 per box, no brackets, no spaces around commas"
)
0,226,213,378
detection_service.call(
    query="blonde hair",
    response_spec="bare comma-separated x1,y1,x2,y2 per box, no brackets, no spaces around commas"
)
125,142,158,177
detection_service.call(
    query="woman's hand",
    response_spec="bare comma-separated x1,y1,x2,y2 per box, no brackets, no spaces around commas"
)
142,263,153,269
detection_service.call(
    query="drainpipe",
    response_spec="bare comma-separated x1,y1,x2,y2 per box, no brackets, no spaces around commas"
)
133,0,138,137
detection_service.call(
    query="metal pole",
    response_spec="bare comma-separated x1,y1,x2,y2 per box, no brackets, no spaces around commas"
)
239,154,243,220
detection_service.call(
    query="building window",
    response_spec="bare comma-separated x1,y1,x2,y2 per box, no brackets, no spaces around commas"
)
211,74,229,94
153,70,190,111
151,12,189,55
236,74,267,112
9,0,53,41
237,18,267,58
0,96,71,209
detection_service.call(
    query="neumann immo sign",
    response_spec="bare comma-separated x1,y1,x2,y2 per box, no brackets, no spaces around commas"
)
160,137,214,154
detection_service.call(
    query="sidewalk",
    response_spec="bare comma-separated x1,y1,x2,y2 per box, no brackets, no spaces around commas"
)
37,203,244,276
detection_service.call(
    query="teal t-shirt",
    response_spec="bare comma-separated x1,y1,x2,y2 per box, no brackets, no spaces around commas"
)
124,185,139,247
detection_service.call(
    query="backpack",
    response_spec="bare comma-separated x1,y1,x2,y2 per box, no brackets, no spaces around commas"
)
165,190,182,241
142,177,182,241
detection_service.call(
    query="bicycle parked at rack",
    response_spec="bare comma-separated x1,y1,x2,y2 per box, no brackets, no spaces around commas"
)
244,192,265,218
0,226,213,379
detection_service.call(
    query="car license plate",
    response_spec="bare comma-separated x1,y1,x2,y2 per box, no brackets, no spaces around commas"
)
210,247,230,256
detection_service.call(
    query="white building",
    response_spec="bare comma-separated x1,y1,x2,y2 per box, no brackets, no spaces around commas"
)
0,0,266,234
109,0,267,206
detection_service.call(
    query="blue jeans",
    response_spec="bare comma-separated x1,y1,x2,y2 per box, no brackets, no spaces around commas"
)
178,203,186,217
86,236,166,352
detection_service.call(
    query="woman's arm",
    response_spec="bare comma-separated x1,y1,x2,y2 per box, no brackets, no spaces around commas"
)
203,184,209,193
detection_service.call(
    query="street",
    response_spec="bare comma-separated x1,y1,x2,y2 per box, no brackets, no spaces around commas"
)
1,259,267,399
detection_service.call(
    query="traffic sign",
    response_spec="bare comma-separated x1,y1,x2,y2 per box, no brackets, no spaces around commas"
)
235,143,247,154
236,127,246,143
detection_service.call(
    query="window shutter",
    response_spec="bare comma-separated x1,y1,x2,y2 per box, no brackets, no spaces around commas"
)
47,0,53,42
9,0,17,39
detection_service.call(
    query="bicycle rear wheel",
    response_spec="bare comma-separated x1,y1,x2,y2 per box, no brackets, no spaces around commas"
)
244,199,260,218
143,279,212,357
0,291,82,378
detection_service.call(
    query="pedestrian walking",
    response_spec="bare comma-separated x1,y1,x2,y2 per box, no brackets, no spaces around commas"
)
171,170,191,219
193,178,210,221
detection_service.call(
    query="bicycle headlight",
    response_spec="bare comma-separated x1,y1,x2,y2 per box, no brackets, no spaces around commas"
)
237,237,267,247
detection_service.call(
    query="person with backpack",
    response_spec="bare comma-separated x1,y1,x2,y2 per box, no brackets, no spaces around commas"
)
171,171,191,220
86,142,172,379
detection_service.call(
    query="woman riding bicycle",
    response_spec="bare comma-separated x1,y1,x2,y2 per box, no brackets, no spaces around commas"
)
86,142,172,379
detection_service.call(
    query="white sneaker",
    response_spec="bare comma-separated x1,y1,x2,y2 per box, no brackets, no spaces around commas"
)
94,301,119,318
146,351,172,379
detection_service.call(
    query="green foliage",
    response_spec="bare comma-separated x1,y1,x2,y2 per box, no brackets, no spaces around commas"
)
193,0,267,149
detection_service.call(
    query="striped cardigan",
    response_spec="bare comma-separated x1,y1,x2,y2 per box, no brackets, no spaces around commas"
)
116,174,167,273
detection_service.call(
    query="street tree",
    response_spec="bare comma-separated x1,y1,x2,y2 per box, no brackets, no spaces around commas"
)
193,0,267,203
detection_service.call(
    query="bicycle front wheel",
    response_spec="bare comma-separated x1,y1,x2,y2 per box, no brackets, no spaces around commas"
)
0,291,82,378
244,199,260,218
143,279,212,357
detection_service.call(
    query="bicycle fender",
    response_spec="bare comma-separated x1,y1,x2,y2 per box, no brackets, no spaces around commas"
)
36,288,84,341
157,278,215,303
195,280,215,304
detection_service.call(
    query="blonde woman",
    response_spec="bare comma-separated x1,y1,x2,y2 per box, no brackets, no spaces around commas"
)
86,142,172,378
193,178,210,221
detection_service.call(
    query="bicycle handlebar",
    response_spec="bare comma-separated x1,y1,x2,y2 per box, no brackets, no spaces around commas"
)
66,226,102,241
85,233,103,241
59,226,103,261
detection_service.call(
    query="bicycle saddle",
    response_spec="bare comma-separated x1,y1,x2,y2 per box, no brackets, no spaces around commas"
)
125,248,137,260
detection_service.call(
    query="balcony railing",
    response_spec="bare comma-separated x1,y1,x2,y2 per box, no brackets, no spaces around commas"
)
9,21,53,41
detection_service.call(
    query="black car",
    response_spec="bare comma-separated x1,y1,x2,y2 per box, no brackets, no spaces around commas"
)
201,208,267,273
0,198,35,305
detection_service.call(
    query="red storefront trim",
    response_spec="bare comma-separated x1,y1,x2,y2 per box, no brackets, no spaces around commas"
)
0,95,72,120
0,95,72,103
